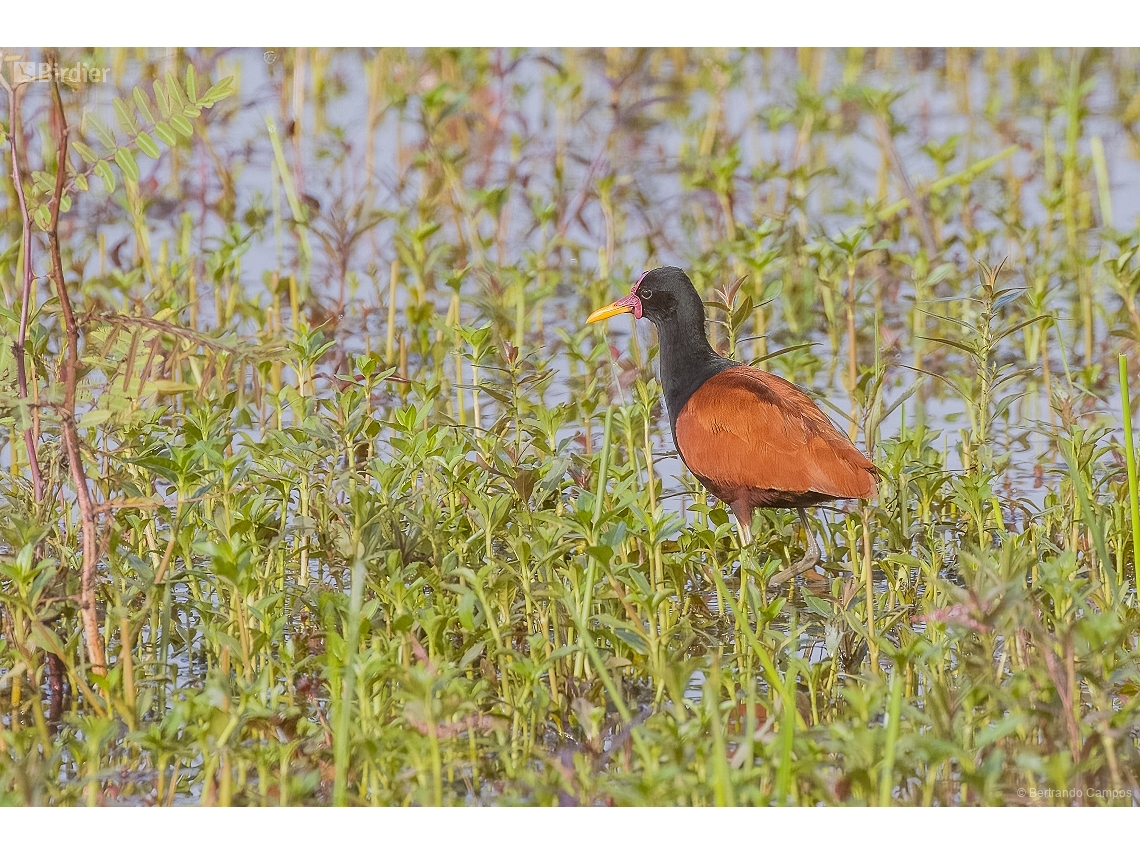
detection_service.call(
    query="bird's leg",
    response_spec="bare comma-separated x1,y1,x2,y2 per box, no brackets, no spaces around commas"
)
768,508,822,587
730,501,754,549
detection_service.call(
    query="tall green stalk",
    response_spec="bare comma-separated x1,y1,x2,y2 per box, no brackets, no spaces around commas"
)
1120,355,1140,577
879,670,904,805
333,550,365,806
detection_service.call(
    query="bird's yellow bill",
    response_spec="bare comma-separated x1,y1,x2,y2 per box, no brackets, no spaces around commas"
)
586,301,633,323
587,296,637,324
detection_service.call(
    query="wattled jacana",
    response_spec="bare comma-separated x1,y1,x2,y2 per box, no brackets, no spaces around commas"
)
588,266,878,586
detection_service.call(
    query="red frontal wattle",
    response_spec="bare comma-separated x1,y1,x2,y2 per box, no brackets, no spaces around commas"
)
614,293,643,319
624,270,649,318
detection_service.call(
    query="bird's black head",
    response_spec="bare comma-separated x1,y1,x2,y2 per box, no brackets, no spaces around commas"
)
586,265,732,429
586,266,706,330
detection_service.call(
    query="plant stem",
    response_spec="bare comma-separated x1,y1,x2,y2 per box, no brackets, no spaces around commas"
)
1120,354,1140,578
385,259,398,365
863,503,877,671
48,64,106,676
879,669,903,805
3,74,45,504
333,551,365,806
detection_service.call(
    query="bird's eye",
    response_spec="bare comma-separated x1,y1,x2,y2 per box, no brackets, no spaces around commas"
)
640,288,653,300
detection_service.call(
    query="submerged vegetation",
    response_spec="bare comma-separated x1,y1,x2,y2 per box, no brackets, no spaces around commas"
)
1,47,1139,805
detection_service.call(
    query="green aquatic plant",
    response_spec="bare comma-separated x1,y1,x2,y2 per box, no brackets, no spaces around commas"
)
0,47,1138,806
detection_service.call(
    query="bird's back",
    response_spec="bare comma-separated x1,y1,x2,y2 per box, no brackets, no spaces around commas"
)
673,365,879,508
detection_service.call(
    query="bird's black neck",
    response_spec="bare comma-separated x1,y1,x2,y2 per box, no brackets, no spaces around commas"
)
656,314,735,434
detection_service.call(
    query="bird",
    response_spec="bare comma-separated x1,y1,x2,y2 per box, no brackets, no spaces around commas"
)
587,266,878,586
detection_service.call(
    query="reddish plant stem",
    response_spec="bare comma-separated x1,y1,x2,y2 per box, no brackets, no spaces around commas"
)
5,62,67,711
46,63,106,675
2,73,45,504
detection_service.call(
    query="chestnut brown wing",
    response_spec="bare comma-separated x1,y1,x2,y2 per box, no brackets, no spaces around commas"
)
673,366,878,500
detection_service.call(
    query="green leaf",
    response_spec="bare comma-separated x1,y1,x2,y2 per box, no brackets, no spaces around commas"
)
731,295,754,329
150,380,198,394
154,122,178,147
991,288,1026,311
60,194,71,213
901,362,967,398
165,70,187,111
200,76,235,106
585,545,614,564
914,307,978,332
1060,440,1113,575
391,614,413,633
993,314,1051,344
801,592,833,618
749,341,817,366
612,627,649,655
74,173,88,192
915,334,975,355
33,205,50,231
923,294,981,304
78,408,113,429
132,86,155,125
1110,326,1140,342
95,161,116,194
185,64,198,101
153,80,171,119
113,97,138,136
993,390,1025,418
136,131,162,160
114,148,140,183
72,140,99,164
29,624,66,658
458,641,485,670
170,114,194,138
924,262,958,287
125,454,178,482
457,588,476,632
89,114,117,149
